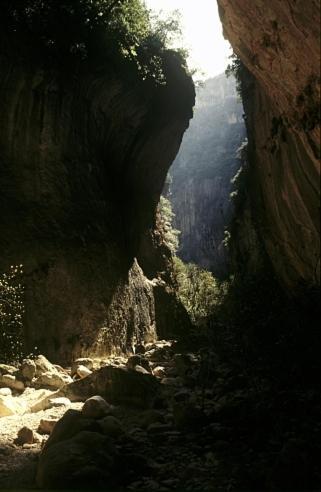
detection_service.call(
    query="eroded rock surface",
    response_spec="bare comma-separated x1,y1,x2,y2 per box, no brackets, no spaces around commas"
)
218,0,320,289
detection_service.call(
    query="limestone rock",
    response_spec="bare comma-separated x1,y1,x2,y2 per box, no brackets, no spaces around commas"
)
20,359,36,381
82,396,111,419
0,395,26,417
60,366,159,408
134,365,150,375
153,366,166,378
38,418,58,435
0,374,24,392
34,355,55,376
71,358,94,377
26,388,56,413
16,426,34,445
0,364,17,376
33,371,72,390
127,355,152,373
0,388,12,396
48,397,71,408
76,365,92,379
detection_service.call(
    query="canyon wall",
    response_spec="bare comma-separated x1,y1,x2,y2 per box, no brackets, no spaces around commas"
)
0,35,194,363
218,0,320,290
169,74,246,278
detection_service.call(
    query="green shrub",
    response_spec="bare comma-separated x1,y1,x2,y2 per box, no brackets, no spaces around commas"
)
173,256,228,323
0,265,25,363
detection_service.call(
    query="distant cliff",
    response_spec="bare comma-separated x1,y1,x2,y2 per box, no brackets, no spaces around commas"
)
168,74,246,277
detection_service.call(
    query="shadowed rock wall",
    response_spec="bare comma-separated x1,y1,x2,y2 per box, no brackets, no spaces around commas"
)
218,0,320,290
0,36,194,363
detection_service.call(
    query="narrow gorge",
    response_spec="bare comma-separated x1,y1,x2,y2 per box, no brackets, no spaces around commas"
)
0,1,320,491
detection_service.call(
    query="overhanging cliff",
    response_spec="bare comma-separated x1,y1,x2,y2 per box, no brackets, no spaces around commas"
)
0,35,194,363
218,0,320,290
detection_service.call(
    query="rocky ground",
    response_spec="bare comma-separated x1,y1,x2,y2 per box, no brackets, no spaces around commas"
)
0,340,320,491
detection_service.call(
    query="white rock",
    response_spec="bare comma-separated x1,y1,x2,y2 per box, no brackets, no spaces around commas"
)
33,371,72,390
153,366,166,378
34,355,55,376
71,358,93,376
0,395,26,417
0,387,12,396
23,388,55,413
82,396,111,419
0,364,17,375
48,397,71,408
0,374,24,391
76,365,92,379
134,365,150,375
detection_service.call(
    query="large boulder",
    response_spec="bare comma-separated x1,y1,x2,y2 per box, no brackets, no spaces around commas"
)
0,374,24,392
37,409,118,489
60,366,159,408
37,430,117,489
20,359,36,381
33,371,72,390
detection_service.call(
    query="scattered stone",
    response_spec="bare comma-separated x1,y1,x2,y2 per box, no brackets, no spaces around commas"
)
173,353,197,377
71,358,94,377
20,359,36,381
16,426,34,445
82,396,111,419
76,365,92,379
134,365,150,375
60,366,159,408
38,418,58,435
33,371,72,390
98,416,123,437
48,397,71,408
127,355,152,373
135,344,146,354
0,395,25,417
0,374,24,392
153,366,166,378
0,364,17,376
28,389,56,413
34,355,55,376
160,377,184,387
0,388,12,396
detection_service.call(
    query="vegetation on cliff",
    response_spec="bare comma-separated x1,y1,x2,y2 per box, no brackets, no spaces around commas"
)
0,0,187,83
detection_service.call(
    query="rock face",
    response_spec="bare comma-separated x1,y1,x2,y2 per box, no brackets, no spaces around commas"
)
169,74,246,277
218,0,320,290
0,34,194,363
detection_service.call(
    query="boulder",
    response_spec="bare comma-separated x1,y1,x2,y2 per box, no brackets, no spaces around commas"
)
0,364,17,376
16,426,34,445
60,366,159,408
20,359,36,381
34,355,55,376
77,365,92,379
0,395,26,417
98,416,124,437
37,430,117,489
48,397,71,408
0,387,12,396
38,418,58,434
153,366,166,378
71,358,94,377
0,374,24,391
134,365,150,375
173,353,197,377
126,355,152,373
25,388,55,413
82,396,111,419
33,371,72,390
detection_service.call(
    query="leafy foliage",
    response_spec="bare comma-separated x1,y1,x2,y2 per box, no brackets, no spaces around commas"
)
173,257,228,323
157,195,180,254
0,265,25,363
225,52,245,98
0,0,188,83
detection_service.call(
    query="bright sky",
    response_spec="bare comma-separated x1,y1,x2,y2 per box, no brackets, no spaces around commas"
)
144,0,232,79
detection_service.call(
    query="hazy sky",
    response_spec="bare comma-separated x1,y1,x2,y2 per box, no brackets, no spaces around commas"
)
144,0,232,79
